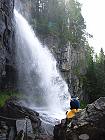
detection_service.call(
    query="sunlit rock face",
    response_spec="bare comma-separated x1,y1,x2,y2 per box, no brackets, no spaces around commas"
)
54,97,105,140
0,0,16,90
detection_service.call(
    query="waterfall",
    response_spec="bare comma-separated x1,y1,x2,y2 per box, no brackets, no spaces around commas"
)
14,9,70,121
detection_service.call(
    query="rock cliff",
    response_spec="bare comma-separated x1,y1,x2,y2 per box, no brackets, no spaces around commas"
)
54,43,87,97
0,0,16,90
43,37,87,97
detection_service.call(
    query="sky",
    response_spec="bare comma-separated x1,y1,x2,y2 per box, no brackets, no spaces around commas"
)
78,0,105,53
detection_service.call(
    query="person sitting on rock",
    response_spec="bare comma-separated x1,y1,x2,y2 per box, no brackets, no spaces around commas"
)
53,97,80,140
66,97,81,128
66,96,80,119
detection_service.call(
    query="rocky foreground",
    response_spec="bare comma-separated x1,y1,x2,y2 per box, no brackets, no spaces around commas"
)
0,97,53,140
54,97,105,140
0,97,105,140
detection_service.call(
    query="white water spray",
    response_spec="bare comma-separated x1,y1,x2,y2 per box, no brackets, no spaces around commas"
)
14,9,70,121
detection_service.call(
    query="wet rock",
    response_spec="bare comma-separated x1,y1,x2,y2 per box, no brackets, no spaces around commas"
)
0,97,53,140
0,121,8,140
8,127,15,140
16,118,33,134
0,133,6,140
54,97,105,140
79,134,89,140
16,118,35,139
1,97,41,128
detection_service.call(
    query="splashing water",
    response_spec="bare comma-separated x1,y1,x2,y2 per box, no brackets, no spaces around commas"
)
14,9,70,122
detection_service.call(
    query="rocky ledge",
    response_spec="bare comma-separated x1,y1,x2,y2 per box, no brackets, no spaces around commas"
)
0,97,53,140
54,97,105,140
1,97,105,140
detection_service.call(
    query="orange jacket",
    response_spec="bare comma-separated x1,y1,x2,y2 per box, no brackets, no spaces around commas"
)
66,109,80,119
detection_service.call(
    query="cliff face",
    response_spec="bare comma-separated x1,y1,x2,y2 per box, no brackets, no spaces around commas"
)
0,0,16,90
55,43,87,98
44,36,87,97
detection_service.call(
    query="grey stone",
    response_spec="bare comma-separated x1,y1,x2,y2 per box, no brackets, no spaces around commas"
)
79,134,89,140
8,127,15,140
0,133,6,140
0,18,6,35
16,118,33,134
2,125,8,130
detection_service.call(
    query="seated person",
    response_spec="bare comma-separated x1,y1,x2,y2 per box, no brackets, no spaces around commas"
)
66,96,80,119
65,97,81,129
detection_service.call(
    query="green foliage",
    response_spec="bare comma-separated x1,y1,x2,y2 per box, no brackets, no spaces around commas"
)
80,100,87,109
0,94,10,107
0,91,21,107
36,17,49,36
65,0,86,47
30,0,86,47
83,47,105,103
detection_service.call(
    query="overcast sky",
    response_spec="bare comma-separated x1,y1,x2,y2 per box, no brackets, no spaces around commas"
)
78,0,105,53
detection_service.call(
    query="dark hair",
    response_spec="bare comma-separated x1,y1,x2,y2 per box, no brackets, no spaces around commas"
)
70,99,80,109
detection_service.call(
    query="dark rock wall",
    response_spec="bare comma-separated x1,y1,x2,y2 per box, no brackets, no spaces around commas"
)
0,0,16,90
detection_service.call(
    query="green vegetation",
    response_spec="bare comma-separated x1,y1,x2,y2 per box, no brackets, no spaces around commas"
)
30,0,86,47
80,100,87,109
0,91,21,107
83,47,105,103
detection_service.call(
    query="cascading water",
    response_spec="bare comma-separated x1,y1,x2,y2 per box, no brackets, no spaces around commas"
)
14,9,70,126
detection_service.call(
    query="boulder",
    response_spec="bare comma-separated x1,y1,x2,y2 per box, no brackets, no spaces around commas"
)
0,97,41,128
54,97,105,140
0,97,53,140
